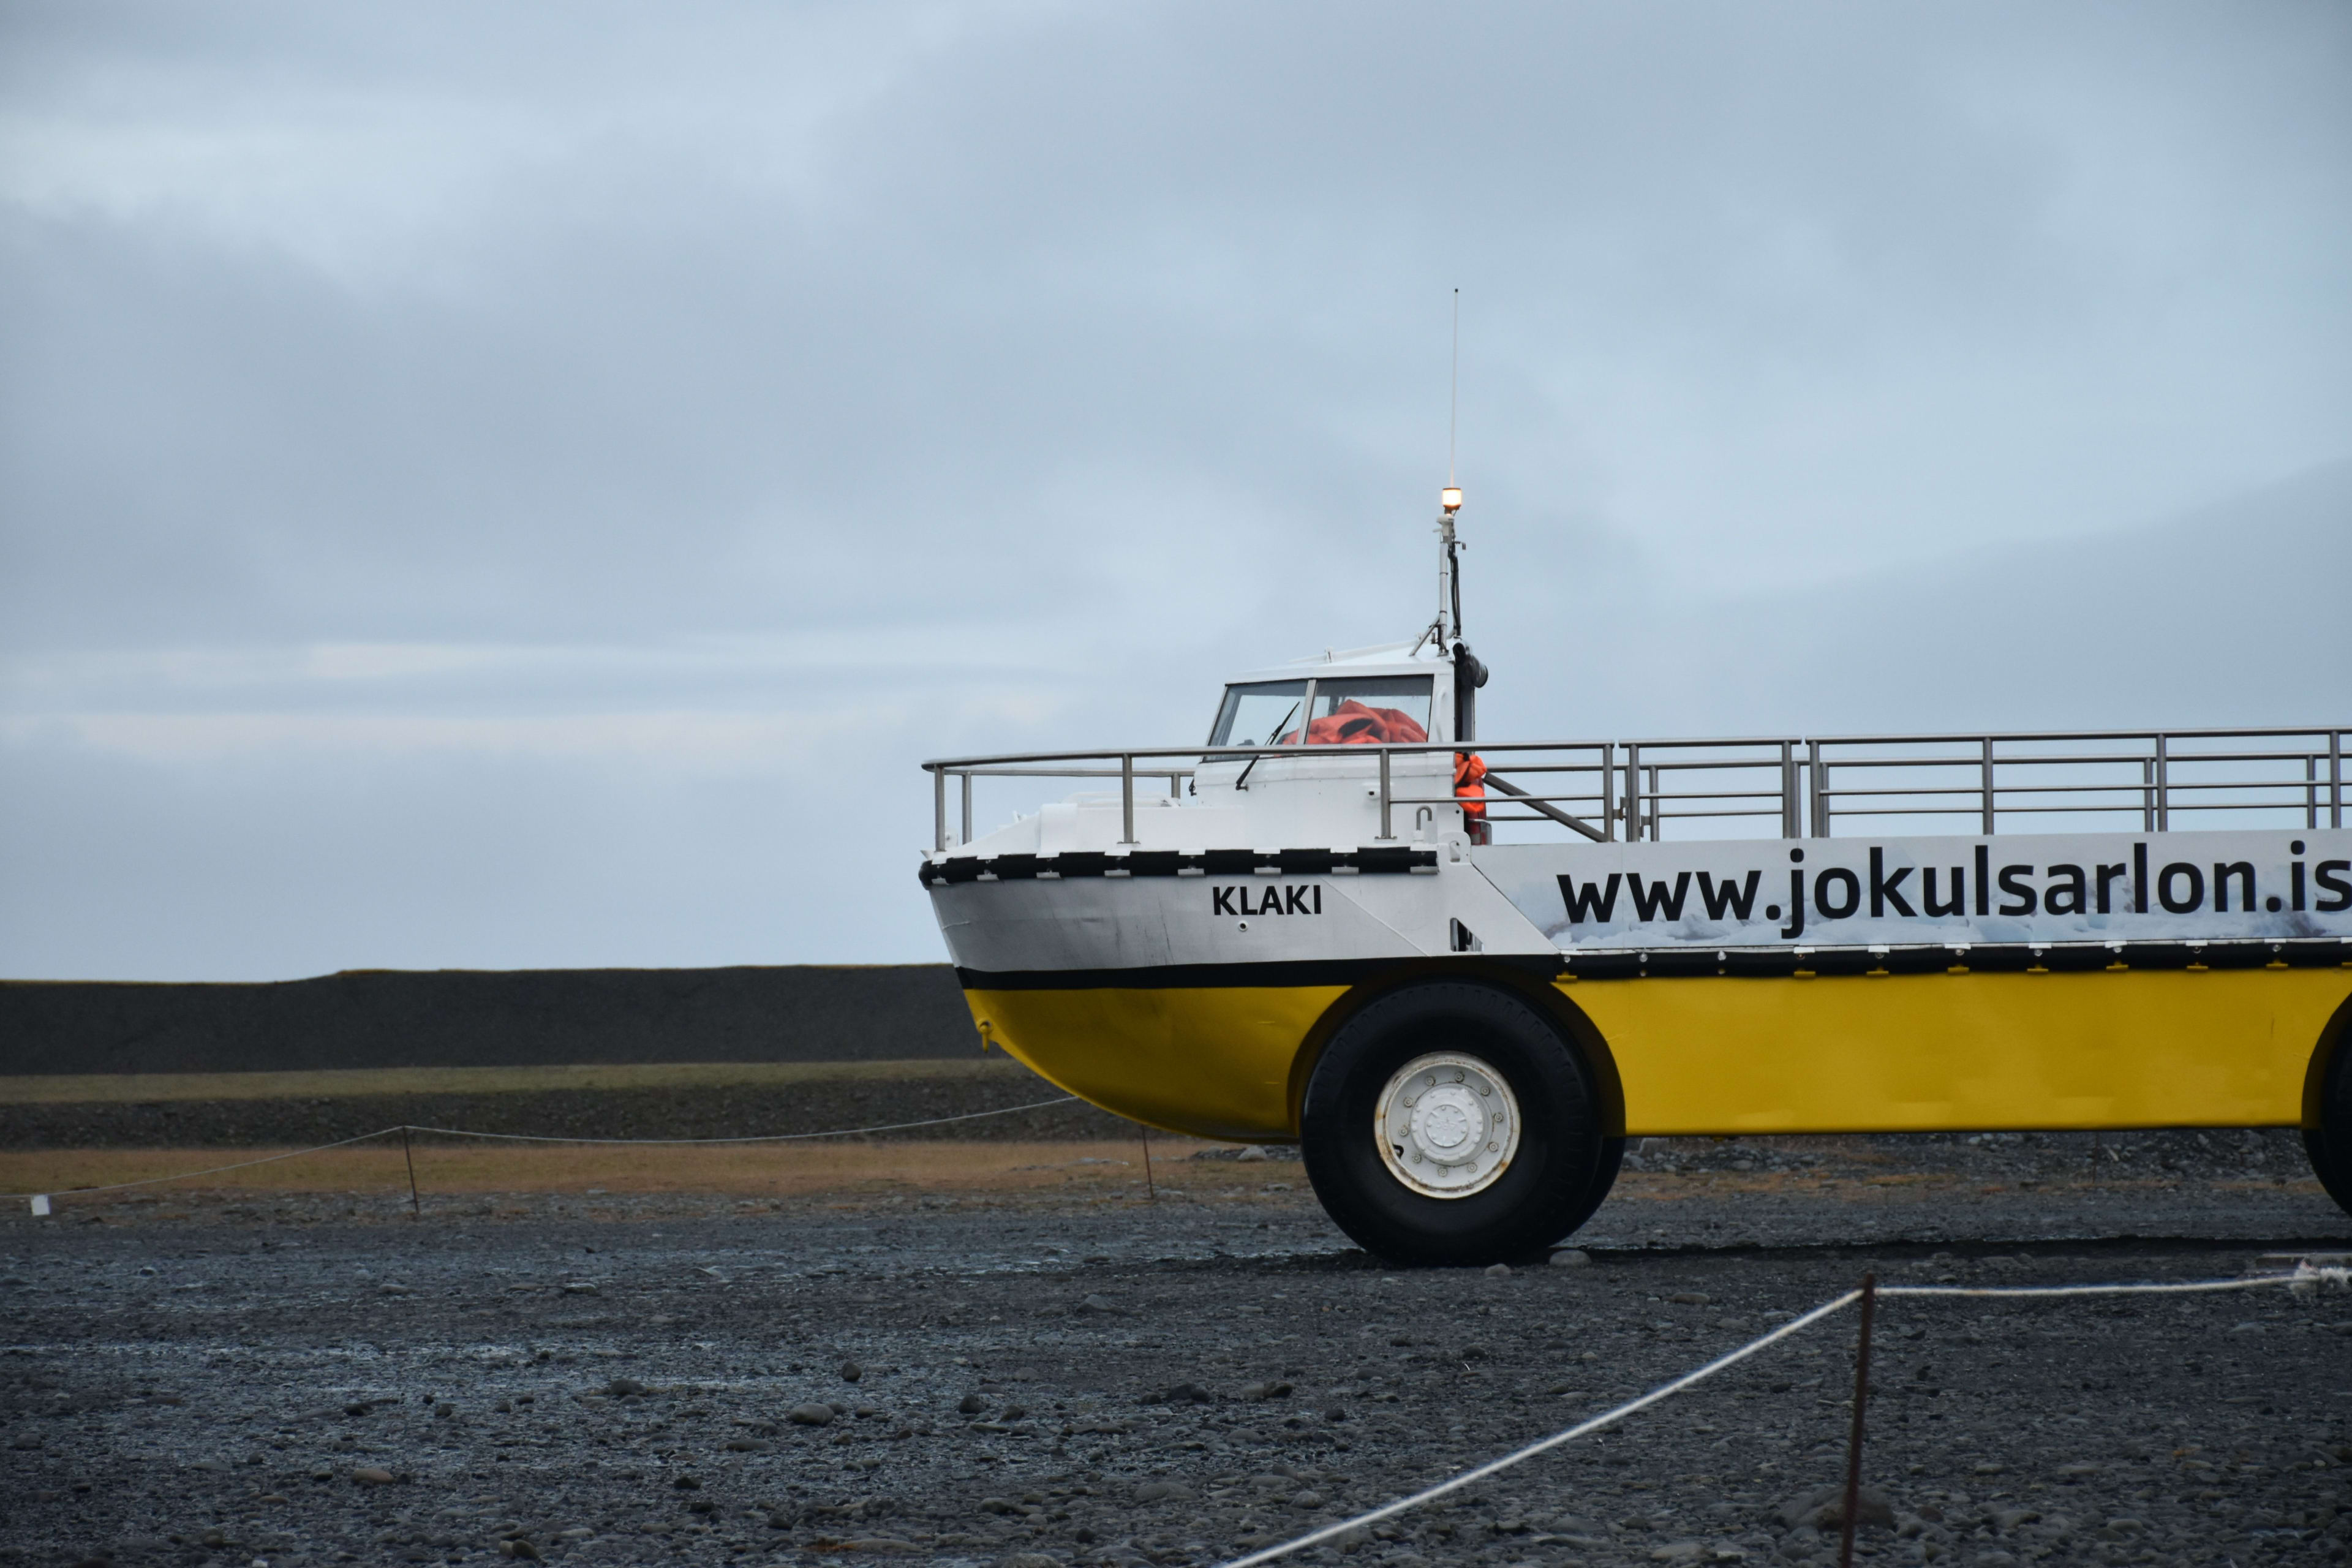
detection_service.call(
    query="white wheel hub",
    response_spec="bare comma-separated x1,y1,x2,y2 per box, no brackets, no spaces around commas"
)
1373,1051,1520,1198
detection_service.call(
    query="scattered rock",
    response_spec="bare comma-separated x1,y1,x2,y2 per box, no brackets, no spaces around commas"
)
788,1403,837,1427
606,1377,648,1396
1484,1263,1512,1277
959,1393,987,1414
1551,1250,1593,1268
1074,1294,1125,1315
377,1283,412,1297
999,1553,1063,1568
1544,1513,1607,1537
1155,1382,1215,1405
1237,1381,1292,1400
1135,1480,1193,1502
840,1360,863,1382
1670,1292,1711,1305
671,1475,701,1490
349,1468,396,1487
1775,1485,1894,1531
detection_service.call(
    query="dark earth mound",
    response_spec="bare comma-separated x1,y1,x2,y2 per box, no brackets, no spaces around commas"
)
0,966,976,1077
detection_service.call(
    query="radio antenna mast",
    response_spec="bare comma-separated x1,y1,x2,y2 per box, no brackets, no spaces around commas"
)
1448,287,1460,490
1436,290,1464,646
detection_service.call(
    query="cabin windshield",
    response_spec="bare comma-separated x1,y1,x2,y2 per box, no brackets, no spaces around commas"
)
1208,674,1434,750
1208,681,1307,747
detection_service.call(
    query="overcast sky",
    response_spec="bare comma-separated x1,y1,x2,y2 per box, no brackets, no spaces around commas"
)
3,1,2348,981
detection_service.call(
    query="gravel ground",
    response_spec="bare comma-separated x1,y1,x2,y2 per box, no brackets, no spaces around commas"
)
6,1134,2351,1568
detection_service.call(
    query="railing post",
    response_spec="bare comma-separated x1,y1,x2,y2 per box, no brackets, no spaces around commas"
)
1120,753,1137,845
1378,748,1394,841
1625,744,1642,842
933,767,946,853
2141,756,2154,832
2155,733,2169,832
1807,739,1827,839
2309,755,2319,832
1647,763,1660,840
1781,741,1797,839
2334,729,2344,830
1601,743,1616,842
960,771,973,846
1980,737,1996,837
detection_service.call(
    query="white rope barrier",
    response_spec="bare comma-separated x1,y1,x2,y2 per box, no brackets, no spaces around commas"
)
17,1128,410,1211
1218,1262,2348,1568
14,1095,1084,1213
399,1094,1080,1146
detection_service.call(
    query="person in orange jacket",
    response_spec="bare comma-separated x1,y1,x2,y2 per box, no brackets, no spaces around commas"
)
1455,750,1488,845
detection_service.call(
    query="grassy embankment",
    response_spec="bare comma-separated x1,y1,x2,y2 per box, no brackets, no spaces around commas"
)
0,1058,1230,1202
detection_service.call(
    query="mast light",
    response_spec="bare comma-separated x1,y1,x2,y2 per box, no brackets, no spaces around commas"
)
1441,487,1463,513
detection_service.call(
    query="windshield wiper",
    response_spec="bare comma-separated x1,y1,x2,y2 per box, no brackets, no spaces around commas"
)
1232,702,1300,791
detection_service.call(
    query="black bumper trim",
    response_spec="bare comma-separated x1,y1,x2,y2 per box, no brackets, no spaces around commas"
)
921,846,1439,888
1555,937,2352,979
954,938,2351,991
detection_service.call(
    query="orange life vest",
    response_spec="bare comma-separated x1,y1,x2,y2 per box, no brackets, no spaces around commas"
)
1283,699,1430,747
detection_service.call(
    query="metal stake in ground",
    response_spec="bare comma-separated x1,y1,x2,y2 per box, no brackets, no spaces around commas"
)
1838,1271,1878,1568
400,1125,421,1219
1141,1126,1156,1201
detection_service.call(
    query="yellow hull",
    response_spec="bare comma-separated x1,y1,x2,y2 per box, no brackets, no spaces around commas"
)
964,966,2352,1142
965,984,1349,1143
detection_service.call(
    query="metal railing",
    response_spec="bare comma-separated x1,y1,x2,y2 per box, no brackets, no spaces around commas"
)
924,726,2347,851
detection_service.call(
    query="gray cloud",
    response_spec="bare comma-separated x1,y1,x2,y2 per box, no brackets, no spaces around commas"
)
2,1,2347,978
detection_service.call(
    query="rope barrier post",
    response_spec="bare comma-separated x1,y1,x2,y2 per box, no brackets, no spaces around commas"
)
1141,1126,1156,1202
400,1125,421,1220
1838,1271,1877,1568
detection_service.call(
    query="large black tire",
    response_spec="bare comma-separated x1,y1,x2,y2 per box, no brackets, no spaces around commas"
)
1300,981,1615,1267
2307,1022,2352,1219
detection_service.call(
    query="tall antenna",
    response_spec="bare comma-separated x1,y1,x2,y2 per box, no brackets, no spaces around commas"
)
1436,289,1464,647
1432,288,1485,744
1447,287,1460,486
